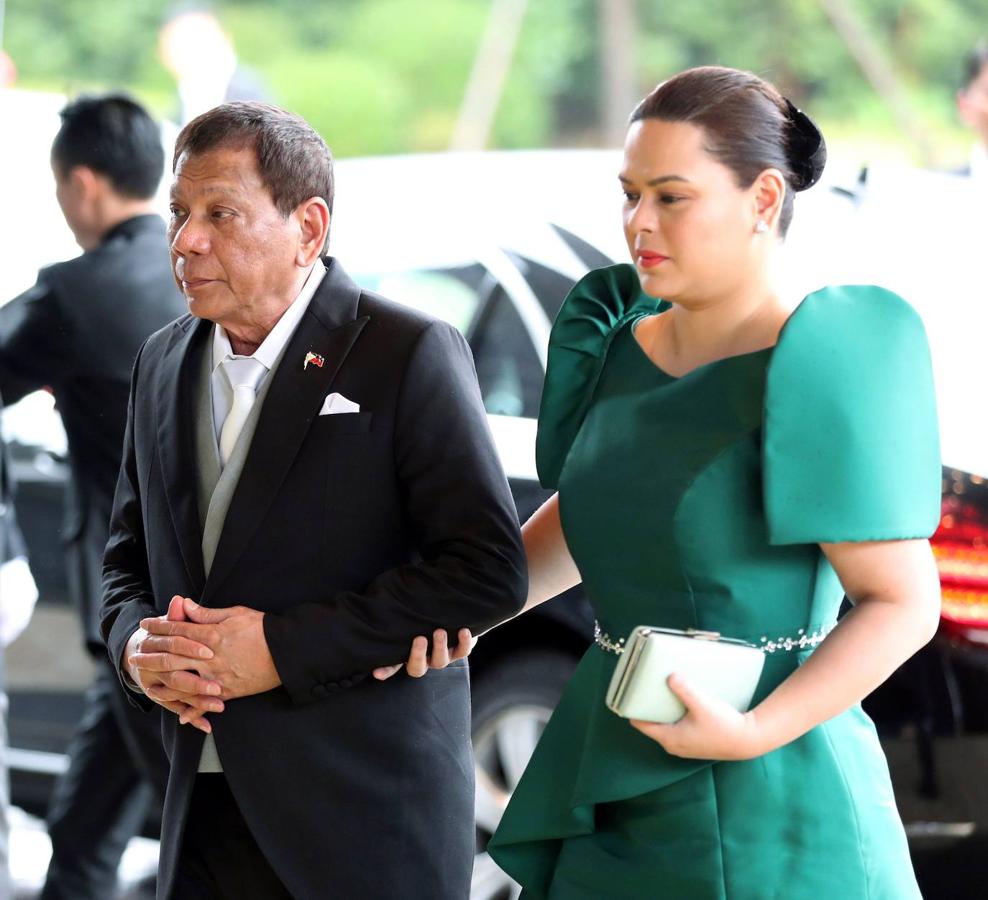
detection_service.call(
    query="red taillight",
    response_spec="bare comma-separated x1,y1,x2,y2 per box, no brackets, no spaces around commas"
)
934,475,988,646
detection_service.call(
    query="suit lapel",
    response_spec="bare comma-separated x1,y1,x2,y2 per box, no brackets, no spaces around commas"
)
156,316,212,596
203,259,367,601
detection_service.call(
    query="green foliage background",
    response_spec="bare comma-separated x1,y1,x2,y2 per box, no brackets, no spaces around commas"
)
4,0,988,164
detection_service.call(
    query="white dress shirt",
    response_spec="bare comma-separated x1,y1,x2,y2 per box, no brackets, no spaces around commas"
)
196,261,326,774
210,261,327,444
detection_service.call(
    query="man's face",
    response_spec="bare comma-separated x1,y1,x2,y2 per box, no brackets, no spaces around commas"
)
167,146,302,333
959,61,988,147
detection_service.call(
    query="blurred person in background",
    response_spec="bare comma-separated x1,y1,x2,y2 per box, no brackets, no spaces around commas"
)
0,94,185,900
958,40,988,186
158,6,269,126
0,50,16,89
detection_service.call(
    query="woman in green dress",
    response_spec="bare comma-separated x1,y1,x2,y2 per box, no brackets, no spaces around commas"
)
386,65,942,898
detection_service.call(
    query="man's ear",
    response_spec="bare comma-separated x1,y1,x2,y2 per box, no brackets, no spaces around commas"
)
294,197,330,266
959,90,976,128
69,165,102,202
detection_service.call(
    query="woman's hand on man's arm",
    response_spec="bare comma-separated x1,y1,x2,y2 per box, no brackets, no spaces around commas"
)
372,628,477,681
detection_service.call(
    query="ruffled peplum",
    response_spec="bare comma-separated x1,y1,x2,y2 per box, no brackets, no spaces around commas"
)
487,645,713,895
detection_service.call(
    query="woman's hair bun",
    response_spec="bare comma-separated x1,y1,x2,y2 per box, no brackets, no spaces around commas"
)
783,99,827,191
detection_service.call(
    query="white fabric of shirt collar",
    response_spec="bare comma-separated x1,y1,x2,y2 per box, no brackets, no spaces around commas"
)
211,260,326,373
210,260,327,439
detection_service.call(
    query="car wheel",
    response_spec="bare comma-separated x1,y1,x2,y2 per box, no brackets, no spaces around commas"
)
470,649,579,900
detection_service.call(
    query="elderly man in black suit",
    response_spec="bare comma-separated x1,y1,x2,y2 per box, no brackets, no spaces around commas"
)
103,102,526,899
0,95,186,899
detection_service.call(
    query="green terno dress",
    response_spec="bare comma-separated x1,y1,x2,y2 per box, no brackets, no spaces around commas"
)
487,265,942,899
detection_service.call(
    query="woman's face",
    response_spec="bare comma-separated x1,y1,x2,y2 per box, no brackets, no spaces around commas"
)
620,118,765,305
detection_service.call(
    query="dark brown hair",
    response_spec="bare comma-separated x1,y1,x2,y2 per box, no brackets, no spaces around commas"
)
630,66,823,236
963,41,988,90
173,102,334,247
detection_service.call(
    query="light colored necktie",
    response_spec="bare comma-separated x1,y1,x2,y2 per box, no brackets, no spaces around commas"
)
218,357,266,466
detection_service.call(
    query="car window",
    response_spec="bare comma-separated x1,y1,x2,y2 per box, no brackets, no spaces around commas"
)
471,288,544,419
355,265,485,334
509,252,579,322
354,264,543,419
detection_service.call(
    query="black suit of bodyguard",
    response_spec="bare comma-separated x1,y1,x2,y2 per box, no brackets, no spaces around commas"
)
102,104,526,898
0,394,22,900
0,215,183,651
0,96,183,900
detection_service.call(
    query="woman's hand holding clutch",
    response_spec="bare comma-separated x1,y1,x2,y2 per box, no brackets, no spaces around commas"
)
630,672,764,761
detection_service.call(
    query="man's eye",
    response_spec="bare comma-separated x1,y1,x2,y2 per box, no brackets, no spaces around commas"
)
169,206,186,218
660,195,683,205
622,191,639,203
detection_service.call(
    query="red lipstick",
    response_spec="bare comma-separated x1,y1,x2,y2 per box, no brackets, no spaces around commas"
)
637,250,668,269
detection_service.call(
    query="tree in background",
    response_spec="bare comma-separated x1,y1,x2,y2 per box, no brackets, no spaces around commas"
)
4,0,988,163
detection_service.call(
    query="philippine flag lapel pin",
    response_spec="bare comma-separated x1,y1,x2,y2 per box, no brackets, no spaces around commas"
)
303,351,325,371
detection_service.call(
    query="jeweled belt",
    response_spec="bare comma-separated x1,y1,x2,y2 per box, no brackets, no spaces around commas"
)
593,620,833,656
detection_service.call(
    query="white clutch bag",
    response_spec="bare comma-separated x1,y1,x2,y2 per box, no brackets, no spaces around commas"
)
605,626,765,724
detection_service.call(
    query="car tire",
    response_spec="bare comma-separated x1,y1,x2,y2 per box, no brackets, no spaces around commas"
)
470,649,579,900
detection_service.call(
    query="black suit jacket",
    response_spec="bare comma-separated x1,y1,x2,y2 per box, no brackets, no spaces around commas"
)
101,258,527,899
0,395,17,560
0,215,186,650
0,392,27,691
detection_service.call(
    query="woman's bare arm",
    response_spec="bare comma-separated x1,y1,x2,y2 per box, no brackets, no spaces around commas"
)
517,493,582,614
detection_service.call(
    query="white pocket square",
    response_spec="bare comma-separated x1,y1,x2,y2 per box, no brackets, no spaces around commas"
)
319,392,361,415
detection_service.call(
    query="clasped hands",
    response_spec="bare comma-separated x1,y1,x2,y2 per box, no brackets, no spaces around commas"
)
126,594,476,734
125,595,278,734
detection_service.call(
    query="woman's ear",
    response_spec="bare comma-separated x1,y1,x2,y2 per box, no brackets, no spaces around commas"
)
751,167,786,233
